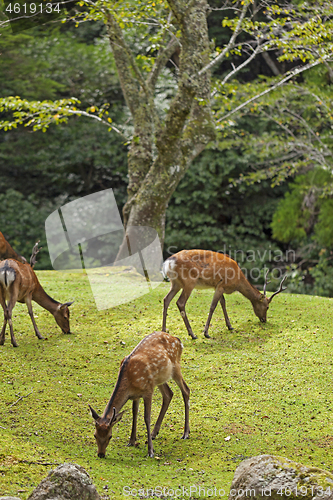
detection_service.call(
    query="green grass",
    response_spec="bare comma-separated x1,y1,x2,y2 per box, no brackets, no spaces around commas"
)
0,270,333,498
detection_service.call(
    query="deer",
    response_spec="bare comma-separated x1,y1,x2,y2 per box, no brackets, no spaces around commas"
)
0,232,26,263
89,331,190,458
0,242,74,347
162,249,287,339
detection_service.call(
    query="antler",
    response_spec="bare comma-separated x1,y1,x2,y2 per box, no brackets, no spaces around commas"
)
30,241,41,268
268,275,287,302
263,269,271,296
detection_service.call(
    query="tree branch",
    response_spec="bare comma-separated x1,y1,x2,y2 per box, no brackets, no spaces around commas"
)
261,51,281,76
198,2,248,76
62,109,128,138
9,391,33,408
217,55,333,122
218,40,264,88
0,97,128,139
147,36,180,90
106,11,150,118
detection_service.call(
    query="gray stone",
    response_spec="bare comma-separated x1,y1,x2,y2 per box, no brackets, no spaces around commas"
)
27,463,100,500
229,454,333,499
0,497,22,500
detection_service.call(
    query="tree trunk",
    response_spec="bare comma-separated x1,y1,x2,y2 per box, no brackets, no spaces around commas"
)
107,0,215,260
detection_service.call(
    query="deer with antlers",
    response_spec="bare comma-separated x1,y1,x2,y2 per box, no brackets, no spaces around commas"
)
162,249,287,339
0,241,73,347
0,232,26,263
89,331,190,458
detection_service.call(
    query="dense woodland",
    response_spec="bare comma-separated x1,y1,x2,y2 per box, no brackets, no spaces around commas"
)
0,0,333,296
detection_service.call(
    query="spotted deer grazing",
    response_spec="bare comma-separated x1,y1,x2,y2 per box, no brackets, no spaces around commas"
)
89,331,190,458
0,242,73,347
0,232,26,263
162,249,287,339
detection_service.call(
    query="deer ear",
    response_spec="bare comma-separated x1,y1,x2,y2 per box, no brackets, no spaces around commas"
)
60,301,74,310
113,411,125,424
89,404,100,421
110,407,125,425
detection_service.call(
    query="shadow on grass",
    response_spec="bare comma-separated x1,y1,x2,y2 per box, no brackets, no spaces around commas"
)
184,320,281,355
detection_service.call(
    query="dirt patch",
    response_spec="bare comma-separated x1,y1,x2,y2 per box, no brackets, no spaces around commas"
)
316,435,333,448
0,455,19,467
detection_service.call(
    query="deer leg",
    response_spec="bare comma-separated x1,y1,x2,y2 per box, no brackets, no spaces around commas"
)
173,366,190,439
220,294,233,330
162,282,181,332
128,399,139,446
176,289,196,339
143,394,154,457
203,289,223,338
2,278,20,348
0,317,7,345
0,315,7,345
6,302,18,348
152,383,173,439
25,297,44,340
0,295,7,345
8,316,18,347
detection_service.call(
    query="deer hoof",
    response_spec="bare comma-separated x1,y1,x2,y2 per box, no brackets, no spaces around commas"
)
204,331,211,338
181,432,190,439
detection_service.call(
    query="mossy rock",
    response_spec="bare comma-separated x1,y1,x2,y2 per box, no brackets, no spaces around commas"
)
27,463,100,500
229,454,333,499
0,497,22,500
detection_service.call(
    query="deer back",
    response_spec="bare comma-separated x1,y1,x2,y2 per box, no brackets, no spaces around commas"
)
163,249,246,292
125,331,183,392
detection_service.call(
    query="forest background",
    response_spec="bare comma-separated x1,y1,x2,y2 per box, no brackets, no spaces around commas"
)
0,0,333,297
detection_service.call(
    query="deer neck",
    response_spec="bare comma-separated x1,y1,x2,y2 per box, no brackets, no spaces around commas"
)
103,361,130,419
32,282,60,315
238,277,263,305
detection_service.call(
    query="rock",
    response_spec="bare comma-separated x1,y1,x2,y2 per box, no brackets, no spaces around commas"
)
0,497,22,500
229,454,333,499
27,463,101,500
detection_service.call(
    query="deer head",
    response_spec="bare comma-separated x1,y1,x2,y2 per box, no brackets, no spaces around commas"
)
89,406,124,458
54,301,74,333
253,271,287,323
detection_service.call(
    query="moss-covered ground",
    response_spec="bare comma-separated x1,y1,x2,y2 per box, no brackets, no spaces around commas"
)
0,270,332,499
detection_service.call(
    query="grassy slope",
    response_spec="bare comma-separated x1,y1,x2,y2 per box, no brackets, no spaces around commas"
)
0,270,332,499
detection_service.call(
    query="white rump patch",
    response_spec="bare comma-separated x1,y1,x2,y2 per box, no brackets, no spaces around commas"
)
162,258,176,279
0,268,15,288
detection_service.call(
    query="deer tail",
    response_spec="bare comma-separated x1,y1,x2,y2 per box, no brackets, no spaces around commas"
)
0,263,16,288
162,257,176,279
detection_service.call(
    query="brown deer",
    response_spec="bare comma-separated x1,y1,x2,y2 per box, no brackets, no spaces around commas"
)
89,331,190,458
0,232,26,263
0,242,73,347
162,249,287,339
